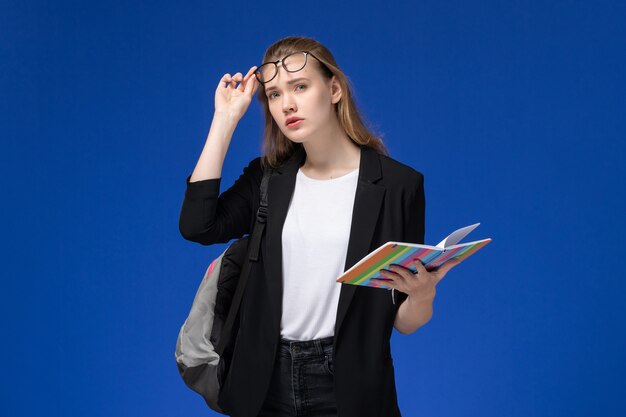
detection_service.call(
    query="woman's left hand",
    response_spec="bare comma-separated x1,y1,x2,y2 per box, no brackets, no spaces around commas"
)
370,258,462,301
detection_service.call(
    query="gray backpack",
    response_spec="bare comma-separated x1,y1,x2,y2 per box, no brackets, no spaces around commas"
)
175,165,273,414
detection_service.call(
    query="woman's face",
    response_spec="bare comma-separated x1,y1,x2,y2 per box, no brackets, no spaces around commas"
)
263,60,339,143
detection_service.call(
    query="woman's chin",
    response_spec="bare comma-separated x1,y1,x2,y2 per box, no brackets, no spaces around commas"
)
284,133,308,144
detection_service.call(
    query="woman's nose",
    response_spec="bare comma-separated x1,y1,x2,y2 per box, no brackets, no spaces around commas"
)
282,95,296,112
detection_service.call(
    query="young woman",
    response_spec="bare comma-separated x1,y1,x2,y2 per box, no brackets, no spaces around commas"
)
179,36,460,417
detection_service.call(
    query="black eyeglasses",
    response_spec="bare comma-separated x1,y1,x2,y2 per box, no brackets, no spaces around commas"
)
254,51,325,85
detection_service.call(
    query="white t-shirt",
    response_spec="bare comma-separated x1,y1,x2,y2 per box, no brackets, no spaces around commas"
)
280,166,360,341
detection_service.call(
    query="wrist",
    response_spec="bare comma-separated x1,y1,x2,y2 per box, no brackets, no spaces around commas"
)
408,288,436,305
213,109,240,122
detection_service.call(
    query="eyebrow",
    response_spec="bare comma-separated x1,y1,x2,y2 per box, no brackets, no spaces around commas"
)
264,77,310,93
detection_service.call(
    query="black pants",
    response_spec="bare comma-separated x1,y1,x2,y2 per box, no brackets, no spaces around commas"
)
258,336,338,416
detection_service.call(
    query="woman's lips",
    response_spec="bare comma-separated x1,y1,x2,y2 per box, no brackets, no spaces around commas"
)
287,119,303,128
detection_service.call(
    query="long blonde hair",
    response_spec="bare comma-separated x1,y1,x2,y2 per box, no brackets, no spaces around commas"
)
256,36,389,169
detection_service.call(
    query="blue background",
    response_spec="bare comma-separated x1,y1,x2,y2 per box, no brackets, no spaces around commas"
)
2,1,625,416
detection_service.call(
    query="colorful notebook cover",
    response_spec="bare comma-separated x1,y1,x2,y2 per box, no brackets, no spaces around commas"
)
336,223,492,289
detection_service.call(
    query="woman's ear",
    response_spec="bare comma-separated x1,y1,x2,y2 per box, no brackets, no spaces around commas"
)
329,75,342,104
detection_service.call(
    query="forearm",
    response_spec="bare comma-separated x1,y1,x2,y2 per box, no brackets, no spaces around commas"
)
189,112,238,182
394,290,435,335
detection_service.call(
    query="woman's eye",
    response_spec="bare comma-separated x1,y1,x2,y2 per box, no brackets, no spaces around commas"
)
267,85,305,100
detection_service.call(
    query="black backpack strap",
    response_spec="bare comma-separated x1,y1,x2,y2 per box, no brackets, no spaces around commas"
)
248,164,271,262
217,163,274,356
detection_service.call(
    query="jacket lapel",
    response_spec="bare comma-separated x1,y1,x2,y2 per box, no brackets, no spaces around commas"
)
335,146,385,337
263,146,304,329
263,144,385,339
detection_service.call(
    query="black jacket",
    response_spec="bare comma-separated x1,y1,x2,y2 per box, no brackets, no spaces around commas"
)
179,143,425,417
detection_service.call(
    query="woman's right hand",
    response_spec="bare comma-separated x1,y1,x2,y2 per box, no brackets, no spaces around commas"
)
214,65,259,121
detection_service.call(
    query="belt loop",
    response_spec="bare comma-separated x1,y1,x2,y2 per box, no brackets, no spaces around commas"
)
314,339,323,355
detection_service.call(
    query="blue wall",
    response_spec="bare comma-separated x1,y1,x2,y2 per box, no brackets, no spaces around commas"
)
2,1,624,416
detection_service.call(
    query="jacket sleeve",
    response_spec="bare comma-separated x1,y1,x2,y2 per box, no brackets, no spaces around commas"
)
178,157,263,245
395,171,426,308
